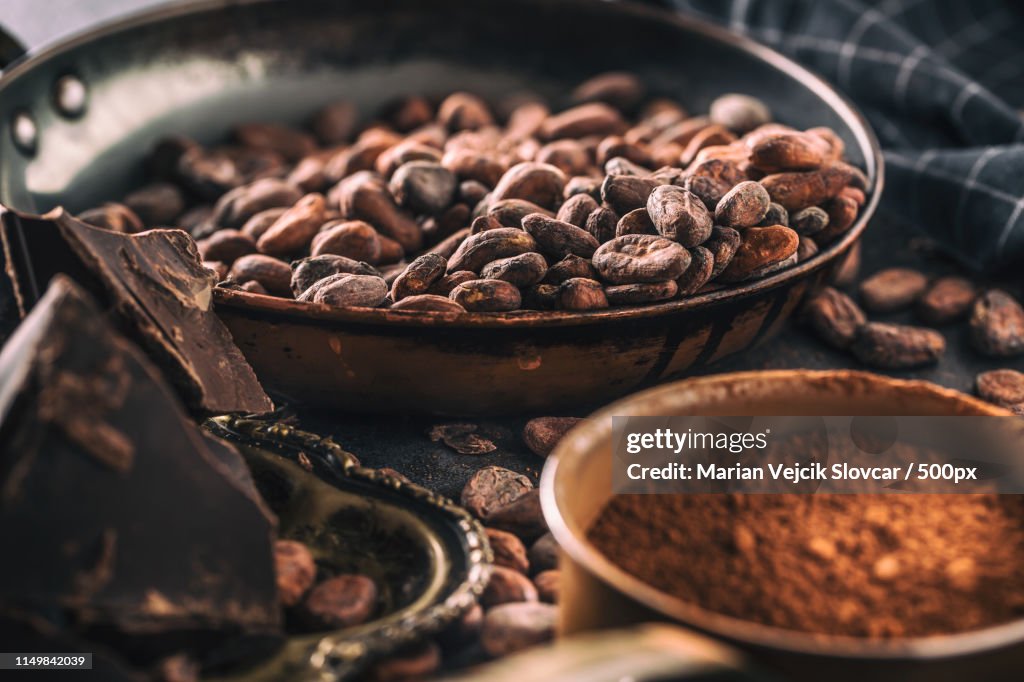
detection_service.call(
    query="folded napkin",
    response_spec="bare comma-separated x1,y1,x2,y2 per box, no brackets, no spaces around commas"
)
653,0,1024,270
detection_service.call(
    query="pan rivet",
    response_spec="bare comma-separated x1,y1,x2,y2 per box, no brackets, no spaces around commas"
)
54,74,88,118
11,110,37,155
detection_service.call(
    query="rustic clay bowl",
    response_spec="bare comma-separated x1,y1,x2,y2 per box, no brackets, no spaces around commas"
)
540,370,1020,682
0,0,882,415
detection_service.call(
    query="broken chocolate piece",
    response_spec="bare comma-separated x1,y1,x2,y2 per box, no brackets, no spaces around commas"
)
0,208,272,415
0,276,281,666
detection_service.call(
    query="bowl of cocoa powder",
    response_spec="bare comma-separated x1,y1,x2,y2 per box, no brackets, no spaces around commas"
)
540,370,1024,682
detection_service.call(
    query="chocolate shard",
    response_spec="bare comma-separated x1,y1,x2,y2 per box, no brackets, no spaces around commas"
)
0,208,272,415
0,276,281,666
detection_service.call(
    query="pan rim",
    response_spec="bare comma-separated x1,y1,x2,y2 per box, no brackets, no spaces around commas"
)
0,0,884,330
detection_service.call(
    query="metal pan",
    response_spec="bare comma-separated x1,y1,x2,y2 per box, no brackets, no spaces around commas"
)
0,0,883,415
540,370,1021,682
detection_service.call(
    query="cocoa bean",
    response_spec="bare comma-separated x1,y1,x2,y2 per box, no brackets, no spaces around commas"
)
177,147,242,200
486,488,547,541
605,280,678,305
483,566,538,608
584,206,619,243
556,193,599,228
816,195,859,244
505,100,549,140
488,199,554,227
238,280,268,294
616,208,657,237
288,155,329,192
759,202,789,227
77,202,146,234
593,234,691,284
647,185,713,247
651,116,710,148
714,181,771,228
450,279,522,312
718,226,799,283
442,149,506,187
682,174,730,211
438,92,494,131
523,283,560,310
481,603,556,658
486,528,530,574
760,164,853,211
571,71,645,110
427,270,477,296
377,140,443,181
679,125,736,166
460,180,490,206
540,102,626,140
808,126,845,161
605,156,652,177
274,540,316,607
536,139,591,177
257,192,327,256
390,294,466,313
447,228,538,273
377,235,405,265
564,175,602,201
797,237,820,261
709,94,771,134
490,162,566,209
291,254,379,296
969,290,1024,357
676,246,715,296
542,254,598,285
461,466,533,519
703,226,741,278
534,570,560,604
790,206,830,236
330,171,422,252
229,254,293,297
391,253,448,300
851,322,945,369
749,132,830,172
212,178,302,228
803,286,867,350
600,174,658,215
557,278,609,310
480,252,548,287
311,100,358,145
529,534,559,575
976,369,1024,408
234,122,316,162
389,161,457,215
123,182,185,225
522,213,600,259
523,417,584,457
312,220,382,263
917,276,977,325
311,274,389,308
298,574,377,630
197,229,256,264
241,207,287,241
428,228,472,260
859,267,929,313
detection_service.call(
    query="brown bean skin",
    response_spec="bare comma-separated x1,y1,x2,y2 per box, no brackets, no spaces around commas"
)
447,227,539,273
969,290,1024,358
522,417,585,458
257,192,327,256
584,207,619,243
427,270,477,297
760,164,853,211
556,193,599,228
450,279,522,312
749,132,830,172
298,574,378,630
917,276,977,325
646,185,713,247
616,208,657,237
312,220,382,263
390,294,467,313
522,213,600,259
542,254,598,284
714,181,771,228
438,92,494,131
330,171,423,252
291,254,379,296
197,229,256,264
229,254,293,297
540,102,626,140
390,253,448,301
850,322,945,369
604,280,678,305
717,226,799,283
557,278,610,311
489,162,567,209
600,174,659,215
592,234,691,284
312,274,389,308
803,286,867,350
709,94,771,134
488,199,555,228
976,369,1024,408
859,268,929,313
676,246,715,296
480,252,548,287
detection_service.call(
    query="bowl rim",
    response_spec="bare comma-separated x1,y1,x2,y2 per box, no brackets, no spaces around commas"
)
0,0,880,330
539,369,1024,662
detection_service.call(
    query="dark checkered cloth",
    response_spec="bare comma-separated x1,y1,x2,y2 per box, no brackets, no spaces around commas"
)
651,0,1024,271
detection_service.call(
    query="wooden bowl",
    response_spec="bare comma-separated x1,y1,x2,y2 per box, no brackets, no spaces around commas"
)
540,370,1019,682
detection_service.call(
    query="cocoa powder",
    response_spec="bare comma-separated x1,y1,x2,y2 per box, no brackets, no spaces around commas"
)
589,492,1024,638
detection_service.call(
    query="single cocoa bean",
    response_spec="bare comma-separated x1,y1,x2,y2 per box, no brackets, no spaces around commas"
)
601,174,659,214
488,199,554,228
557,278,609,310
542,254,598,285
450,279,522,312
970,290,1024,357
703,226,741,278
759,202,789,227
312,220,382,263
976,369,1024,408
312,274,389,308
816,195,859,244
564,175,602,201
540,102,626,140
917,276,977,325
714,180,771,228
523,417,584,457
803,286,867,349
287,155,329,192
482,566,538,608
241,207,287,241
556,193,599,228
442,149,506,187
461,466,533,519
486,528,530,574
486,488,547,541
851,322,945,368
529,534,558,575
230,254,293,297
536,139,591,177
489,162,566,209
257,192,327,256
717,226,799,283
678,125,736,166
647,185,713,247
197,229,256,264
584,206,619,243
709,94,771,134
676,246,714,296
427,270,477,296
274,540,316,608
797,237,820,261
123,182,185,225
480,252,548,287
749,132,830,172
391,253,448,300
571,71,645,110
447,227,538,273
481,602,556,658
389,161,456,215
760,164,853,211
593,234,691,284
605,280,679,305
682,174,730,211
859,267,929,313
522,213,600,259
298,574,377,630
291,254,379,296
616,208,657,237
389,294,466,313
438,92,494,131
790,206,830,236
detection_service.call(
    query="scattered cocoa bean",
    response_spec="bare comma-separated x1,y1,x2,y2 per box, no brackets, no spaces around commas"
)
312,220,382,262
448,228,538,273
390,161,456,215
714,180,771,228
298,574,378,630
803,286,867,350
593,234,691,284
481,252,548,287
489,162,566,209
917,276,977,325
461,466,534,519
523,213,600,259
486,489,547,541
969,290,1024,357
241,207,288,241
584,206,619,243
312,274,389,308
718,226,799,283
850,322,945,369
760,164,853,211
682,174,729,211
647,185,713,246
391,253,448,301
274,540,316,607
600,174,659,215
556,193,599,228
197,229,256,264
429,423,497,455
488,199,554,228
540,102,625,140
229,254,293,297
759,202,789,227
450,279,522,312
291,254,379,296
859,267,929,313
558,277,609,310
536,139,590,177
616,208,657,237
522,416,584,458
790,206,830,236
976,369,1024,409
257,192,326,256
749,132,829,172
487,528,530,574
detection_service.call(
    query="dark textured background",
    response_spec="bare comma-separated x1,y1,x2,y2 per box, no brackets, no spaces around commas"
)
2,0,1018,500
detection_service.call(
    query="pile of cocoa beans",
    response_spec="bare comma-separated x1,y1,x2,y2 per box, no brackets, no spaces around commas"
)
78,72,868,314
